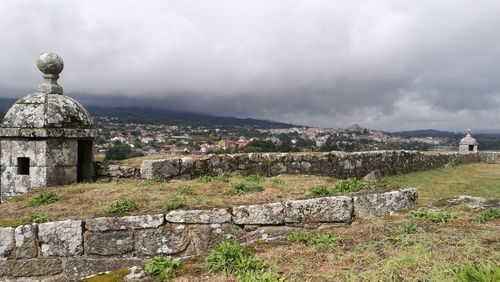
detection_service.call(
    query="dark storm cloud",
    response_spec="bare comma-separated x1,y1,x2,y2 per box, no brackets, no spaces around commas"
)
1,0,500,131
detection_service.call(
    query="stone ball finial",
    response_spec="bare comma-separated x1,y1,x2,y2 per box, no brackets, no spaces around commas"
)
36,52,64,75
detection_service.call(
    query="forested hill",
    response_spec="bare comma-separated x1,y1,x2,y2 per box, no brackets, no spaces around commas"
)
87,106,295,128
0,97,295,128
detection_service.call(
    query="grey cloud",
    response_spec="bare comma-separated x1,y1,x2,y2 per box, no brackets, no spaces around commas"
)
1,0,500,131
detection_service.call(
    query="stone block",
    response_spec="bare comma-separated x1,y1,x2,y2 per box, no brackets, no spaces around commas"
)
186,224,233,256
97,164,136,178
165,208,231,224
353,188,418,219
38,220,83,257
9,140,39,166
45,165,77,186
64,258,145,281
140,158,180,179
0,140,12,166
29,166,47,189
241,226,297,243
233,202,284,225
134,224,188,256
0,227,14,259
15,224,37,258
86,230,134,256
86,214,164,232
46,139,78,166
363,169,382,181
284,196,353,223
0,259,62,277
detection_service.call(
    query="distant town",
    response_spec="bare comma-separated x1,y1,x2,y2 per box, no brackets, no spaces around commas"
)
96,115,458,161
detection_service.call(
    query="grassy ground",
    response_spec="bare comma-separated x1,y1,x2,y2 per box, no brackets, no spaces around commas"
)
0,174,354,225
1,163,499,226
383,163,500,206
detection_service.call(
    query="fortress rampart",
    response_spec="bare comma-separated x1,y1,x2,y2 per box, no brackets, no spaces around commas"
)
98,151,499,180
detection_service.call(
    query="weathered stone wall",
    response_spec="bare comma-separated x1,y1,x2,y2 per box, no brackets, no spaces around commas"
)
0,139,79,202
479,152,500,163
0,188,417,281
95,163,139,180
139,151,486,180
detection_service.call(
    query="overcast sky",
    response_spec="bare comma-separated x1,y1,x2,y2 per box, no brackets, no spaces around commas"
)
1,0,500,132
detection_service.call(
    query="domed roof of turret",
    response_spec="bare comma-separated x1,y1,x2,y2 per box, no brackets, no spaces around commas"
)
0,52,96,138
459,129,478,145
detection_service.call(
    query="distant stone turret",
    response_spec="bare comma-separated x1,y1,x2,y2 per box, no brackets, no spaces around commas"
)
459,129,478,153
0,52,97,202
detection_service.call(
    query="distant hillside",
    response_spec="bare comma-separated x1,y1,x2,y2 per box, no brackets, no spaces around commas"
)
0,97,295,128
391,129,461,138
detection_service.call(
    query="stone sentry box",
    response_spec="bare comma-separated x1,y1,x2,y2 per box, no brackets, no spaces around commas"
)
0,53,97,202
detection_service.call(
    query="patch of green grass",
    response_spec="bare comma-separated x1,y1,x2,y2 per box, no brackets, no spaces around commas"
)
29,191,60,206
397,222,419,234
385,236,415,247
331,178,365,193
245,175,263,182
164,197,186,211
309,178,365,197
104,199,140,214
228,182,264,195
472,208,500,223
206,239,267,275
144,256,181,281
287,230,343,247
382,164,500,206
178,184,193,194
215,171,233,182
116,178,133,185
270,178,286,186
20,214,51,224
197,175,213,183
410,208,456,224
309,185,332,197
455,261,500,282
139,178,165,187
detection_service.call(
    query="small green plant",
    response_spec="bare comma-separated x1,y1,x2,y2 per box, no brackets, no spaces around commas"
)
397,222,419,234
309,178,365,197
228,182,264,195
386,236,415,247
104,199,140,214
270,178,286,186
472,208,500,223
410,208,456,224
144,255,181,281
116,178,132,185
332,178,365,193
197,175,213,183
215,171,233,182
206,239,267,275
310,185,333,197
246,174,263,182
20,214,51,224
455,261,500,282
178,184,192,194
287,230,343,247
139,178,165,187
29,191,61,206
164,197,185,211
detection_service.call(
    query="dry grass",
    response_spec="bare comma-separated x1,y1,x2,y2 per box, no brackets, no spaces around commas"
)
0,174,350,224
